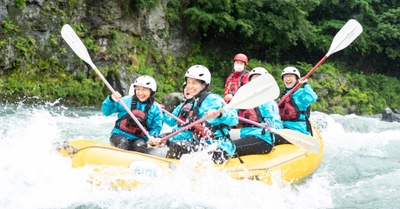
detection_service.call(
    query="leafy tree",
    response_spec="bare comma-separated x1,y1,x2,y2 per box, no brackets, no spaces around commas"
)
178,0,319,62
309,0,400,76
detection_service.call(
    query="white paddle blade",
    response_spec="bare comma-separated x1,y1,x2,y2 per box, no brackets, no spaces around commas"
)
326,19,363,57
227,73,279,110
272,128,320,154
61,24,96,69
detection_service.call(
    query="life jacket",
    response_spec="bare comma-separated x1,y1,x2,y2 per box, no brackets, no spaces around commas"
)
177,101,192,126
185,91,229,140
238,107,263,124
278,89,313,135
115,96,152,136
238,107,271,136
224,71,248,97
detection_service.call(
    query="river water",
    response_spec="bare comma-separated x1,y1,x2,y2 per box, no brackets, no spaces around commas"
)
1,103,399,209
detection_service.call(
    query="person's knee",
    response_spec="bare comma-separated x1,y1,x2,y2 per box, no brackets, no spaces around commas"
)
166,141,182,159
210,149,228,164
274,134,291,145
110,134,130,150
131,138,147,153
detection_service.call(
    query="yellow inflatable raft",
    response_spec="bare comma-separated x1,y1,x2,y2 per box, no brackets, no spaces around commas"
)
59,125,324,189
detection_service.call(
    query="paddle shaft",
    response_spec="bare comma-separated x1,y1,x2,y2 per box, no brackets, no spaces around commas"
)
95,68,151,138
61,24,150,138
163,108,274,134
162,109,275,138
160,113,213,143
157,73,280,143
158,73,280,142
278,19,362,107
161,108,319,152
239,116,320,153
238,117,273,131
162,109,185,124
162,108,275,135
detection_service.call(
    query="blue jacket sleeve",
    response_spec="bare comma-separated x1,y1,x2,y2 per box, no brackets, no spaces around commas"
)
199,94,238,127
283,85,317,135
101,95,131,118
147,102,163,138
261,101,283,129
292,84,318,110
163,103,184,127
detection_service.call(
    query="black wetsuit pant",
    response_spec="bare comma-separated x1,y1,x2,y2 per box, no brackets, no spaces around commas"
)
233,136,273,156
110,134,147,153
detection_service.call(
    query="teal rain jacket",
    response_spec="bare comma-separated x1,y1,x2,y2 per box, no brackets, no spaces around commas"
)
239,100,283,145
281,84,317,135
101,95,163,141
163,101,194,141
167,93,238,157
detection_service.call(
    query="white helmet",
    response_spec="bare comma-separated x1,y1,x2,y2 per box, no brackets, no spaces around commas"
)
185,65,211,84
249,67,268,80
130,75,157,95
281,66,300,79
182,82,187,92
129,83,135,95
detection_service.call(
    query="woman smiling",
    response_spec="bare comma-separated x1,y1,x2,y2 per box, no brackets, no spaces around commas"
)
150,65,238,163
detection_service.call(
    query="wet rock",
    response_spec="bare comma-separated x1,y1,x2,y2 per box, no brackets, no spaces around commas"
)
382,107,400,122
161,92,184,112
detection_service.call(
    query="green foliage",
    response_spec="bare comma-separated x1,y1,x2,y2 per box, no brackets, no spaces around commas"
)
120,0,161,15
70,23,89,38
49,34,58,46
68,0,80,8
1,20,19,33
310,0,400,75
15,0,26,8
175,0,319,61
2,0,400,116
1,62,104,106
15,36,36,58
67,24,99,52
306,65,400,115
166,0,181,24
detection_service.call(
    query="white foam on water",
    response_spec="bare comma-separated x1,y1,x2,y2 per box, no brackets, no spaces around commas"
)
6,105,400,208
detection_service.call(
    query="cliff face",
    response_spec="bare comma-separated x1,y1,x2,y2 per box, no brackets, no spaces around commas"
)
0,0,189,103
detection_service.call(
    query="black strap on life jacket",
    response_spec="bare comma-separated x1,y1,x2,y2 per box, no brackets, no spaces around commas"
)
177,99,193,124
227,71,248,95
238,70,247,88
186,91,230,139
130,95,153,121
115,95,153,134
239,107,264,124
186,90,211,124
279,89,313,136
240,107,274,137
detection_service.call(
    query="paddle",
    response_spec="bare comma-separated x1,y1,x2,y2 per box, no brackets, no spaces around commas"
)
238,117,320,153
61,24,151,138
160,73,280,142
162,108,186,124
161,106,319,153
278,19,363,106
